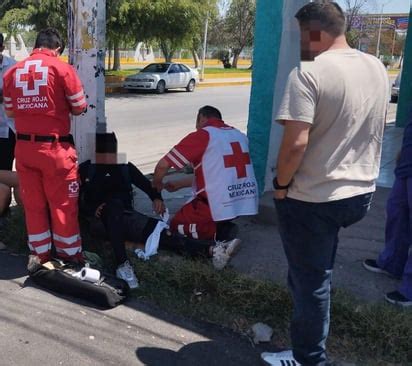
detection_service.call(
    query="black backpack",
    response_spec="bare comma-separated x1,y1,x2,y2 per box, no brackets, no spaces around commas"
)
30,264,129,309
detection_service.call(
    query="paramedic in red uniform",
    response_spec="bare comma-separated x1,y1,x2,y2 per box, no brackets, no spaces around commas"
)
153,105,259,242
3,28,87,268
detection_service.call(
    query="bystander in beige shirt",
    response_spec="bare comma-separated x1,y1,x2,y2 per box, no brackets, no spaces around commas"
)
277,49,390,202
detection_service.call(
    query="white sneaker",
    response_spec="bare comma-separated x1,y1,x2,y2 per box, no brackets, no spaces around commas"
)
223,238,241,257
261,350,301,366
116,260,139,289
212,238,241,270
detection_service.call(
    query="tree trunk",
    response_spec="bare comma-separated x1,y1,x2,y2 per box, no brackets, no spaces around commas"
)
113,39,121,71
160,41,174,62
192,48,200,68
232,51,241,69
108,43,112,70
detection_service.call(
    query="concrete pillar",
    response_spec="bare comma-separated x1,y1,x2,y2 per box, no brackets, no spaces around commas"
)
67,0,106,162
247,0,308,193
247,0,283,193
396,6,412,128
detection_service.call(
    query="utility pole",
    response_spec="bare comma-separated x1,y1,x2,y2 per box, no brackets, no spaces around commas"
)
67,0,106,162
376,0,394,59
391,27,396,58
200,8,209,82
376,4,384,58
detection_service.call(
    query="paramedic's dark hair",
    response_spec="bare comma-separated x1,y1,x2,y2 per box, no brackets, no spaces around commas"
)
34,27,65,54
198,106,222,120
0,33,4,47
295,1,346,37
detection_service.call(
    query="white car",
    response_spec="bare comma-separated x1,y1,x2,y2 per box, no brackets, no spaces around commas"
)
123,62,199,94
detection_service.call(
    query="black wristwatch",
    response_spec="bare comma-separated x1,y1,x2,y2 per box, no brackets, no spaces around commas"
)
273,177,291,190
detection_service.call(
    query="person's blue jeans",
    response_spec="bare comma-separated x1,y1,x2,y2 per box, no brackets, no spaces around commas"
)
378,176,412,300
275,193,373,366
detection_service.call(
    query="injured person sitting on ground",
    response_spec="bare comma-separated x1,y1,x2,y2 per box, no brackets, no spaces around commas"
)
152,105,259,268
79,132,245,290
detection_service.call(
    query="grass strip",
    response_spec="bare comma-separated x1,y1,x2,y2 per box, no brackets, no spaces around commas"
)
2,207,411,365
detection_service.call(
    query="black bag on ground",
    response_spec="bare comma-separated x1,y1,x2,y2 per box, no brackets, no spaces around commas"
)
30,266,129,309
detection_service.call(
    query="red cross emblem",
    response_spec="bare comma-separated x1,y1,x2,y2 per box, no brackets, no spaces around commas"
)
223,142,251,179
68,181,79,194
15,60,48,96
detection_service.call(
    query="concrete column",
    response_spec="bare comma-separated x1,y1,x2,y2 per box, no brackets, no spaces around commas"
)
67,0,106,162
247,0,283,193
247,0,308,193
396,6,412,128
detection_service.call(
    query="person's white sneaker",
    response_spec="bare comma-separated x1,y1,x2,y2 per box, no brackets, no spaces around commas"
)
261,350,301,366
212,242,230,270
223,238,241,257
212,238,241,270
116,260,139,289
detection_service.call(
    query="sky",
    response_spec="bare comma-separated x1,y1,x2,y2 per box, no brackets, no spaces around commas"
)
336,0,411,14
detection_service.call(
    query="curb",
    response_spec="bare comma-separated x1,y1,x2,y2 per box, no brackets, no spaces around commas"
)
198,81,251,88
105,81,251,94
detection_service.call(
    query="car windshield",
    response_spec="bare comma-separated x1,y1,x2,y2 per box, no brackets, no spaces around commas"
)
140,64,169,73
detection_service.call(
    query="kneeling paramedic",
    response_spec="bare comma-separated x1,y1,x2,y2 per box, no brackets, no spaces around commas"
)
153,105,259,267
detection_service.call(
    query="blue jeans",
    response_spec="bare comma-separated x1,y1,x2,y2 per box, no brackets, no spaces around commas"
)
275,193,373,366
378,177,412,300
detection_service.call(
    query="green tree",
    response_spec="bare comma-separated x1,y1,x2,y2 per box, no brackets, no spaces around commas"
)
1,0,67,41
222,0,255,68
106,0,137,70
0,0,25,19
147,0,201,62
189,0,218,68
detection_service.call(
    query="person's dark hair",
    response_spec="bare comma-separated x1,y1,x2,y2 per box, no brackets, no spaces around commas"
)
0,33,4,47
34,27,65,54
295,1,346,37
96,132,118,154
198,105,222,120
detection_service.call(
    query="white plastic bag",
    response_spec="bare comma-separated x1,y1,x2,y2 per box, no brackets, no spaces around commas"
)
135,209,170,261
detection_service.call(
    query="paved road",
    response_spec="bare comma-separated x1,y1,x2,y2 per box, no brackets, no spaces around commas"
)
106,78,397,174
106,86,250,173
0,252,264,366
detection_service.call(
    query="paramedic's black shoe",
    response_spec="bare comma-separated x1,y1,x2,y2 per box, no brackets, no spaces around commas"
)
27,255,42,274
116,260,139,289
385,291,412,307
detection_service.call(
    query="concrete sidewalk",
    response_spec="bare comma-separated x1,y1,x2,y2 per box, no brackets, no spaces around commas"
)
136,122,404,303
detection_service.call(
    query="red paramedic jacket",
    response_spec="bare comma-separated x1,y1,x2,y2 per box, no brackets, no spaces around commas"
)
2,48,87,136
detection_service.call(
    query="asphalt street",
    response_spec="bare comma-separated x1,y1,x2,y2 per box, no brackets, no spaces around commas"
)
106,79,397,174
105,86,250,173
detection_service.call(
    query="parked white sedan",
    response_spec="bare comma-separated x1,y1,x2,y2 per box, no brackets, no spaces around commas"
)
123,62,199,93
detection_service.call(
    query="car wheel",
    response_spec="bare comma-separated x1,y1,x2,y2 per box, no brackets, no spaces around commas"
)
186,79,196,92
390,95,398,103
156,80,166,94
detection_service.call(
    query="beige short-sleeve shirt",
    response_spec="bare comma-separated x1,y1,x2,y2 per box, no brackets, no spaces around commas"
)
277,49,389,202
